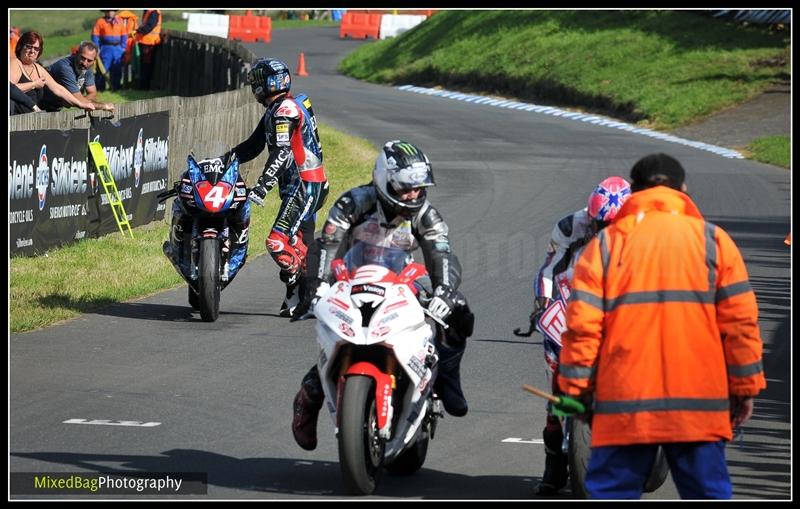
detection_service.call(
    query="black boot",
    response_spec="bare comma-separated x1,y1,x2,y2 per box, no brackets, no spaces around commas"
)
292,367,324,451
434,340,468,417
279,272,302,317
537,416,569,495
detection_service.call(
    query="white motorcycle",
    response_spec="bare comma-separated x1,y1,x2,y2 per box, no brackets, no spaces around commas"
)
312,240,445,495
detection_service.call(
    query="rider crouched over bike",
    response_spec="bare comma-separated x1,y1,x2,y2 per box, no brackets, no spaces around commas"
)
530,176,631,495
289,140,475,450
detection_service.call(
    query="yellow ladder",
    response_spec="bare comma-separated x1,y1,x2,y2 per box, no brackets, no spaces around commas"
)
88,141,134,239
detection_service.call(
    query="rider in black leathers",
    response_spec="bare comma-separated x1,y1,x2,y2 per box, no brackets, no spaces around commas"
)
290,140,475,451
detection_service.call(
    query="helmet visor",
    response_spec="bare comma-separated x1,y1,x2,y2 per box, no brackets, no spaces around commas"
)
387,162,434,193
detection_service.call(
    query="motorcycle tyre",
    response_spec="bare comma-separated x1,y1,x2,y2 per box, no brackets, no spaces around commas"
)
385,431,429,475
568,416,592,499
569,417,671,497
198,238,220,322
338,375,384,495
188,285,200,310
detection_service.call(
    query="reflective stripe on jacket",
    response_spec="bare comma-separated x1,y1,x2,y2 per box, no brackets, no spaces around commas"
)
558,186,766,447
92,16,127,48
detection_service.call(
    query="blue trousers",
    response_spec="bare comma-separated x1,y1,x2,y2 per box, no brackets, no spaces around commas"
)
586,441,732,499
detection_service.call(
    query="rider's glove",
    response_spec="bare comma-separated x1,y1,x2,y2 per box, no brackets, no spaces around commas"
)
428,285,455,321
247,176,277,206
529,297,551,324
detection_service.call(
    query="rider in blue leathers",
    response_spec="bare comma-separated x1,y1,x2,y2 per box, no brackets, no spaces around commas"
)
226,58,330,316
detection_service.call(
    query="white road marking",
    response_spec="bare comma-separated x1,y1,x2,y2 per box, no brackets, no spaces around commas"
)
502,437,545,444
63,419,161,427
397,84,745,160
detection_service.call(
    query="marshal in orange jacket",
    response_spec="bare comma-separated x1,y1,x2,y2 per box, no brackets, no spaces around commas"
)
558,185,766,447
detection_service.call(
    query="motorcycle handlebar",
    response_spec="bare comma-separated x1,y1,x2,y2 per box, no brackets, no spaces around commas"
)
156,183,180,203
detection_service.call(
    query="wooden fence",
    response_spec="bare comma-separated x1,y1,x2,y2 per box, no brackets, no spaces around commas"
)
151,29,254,96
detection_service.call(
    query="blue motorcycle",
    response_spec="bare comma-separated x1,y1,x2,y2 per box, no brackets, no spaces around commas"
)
158,153,249,321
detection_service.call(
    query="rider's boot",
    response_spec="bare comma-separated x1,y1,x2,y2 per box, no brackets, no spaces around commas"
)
279,270,302,317
537,415,569,495
292,367,324,451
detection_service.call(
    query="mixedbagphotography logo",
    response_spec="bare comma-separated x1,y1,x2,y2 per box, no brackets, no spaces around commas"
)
10,472,208,496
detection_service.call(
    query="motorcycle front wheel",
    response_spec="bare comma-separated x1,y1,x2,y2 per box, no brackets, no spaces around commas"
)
198,237,220,322
338,375,384,495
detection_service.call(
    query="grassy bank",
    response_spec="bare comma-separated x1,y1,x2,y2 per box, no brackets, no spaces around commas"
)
747,135,791,169
339,10,789,130
10,123,377,333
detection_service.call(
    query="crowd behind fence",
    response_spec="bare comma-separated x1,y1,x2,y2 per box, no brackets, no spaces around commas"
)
10,30,270,256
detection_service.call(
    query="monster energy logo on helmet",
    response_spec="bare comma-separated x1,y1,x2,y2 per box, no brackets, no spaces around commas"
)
394,142,420,157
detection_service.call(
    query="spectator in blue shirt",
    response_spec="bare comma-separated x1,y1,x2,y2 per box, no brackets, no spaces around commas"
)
39,41,114,113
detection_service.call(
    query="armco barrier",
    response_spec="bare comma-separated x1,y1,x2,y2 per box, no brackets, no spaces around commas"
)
186,12,229,39
379,14,427,39
229,10,272,43
339,12,382,39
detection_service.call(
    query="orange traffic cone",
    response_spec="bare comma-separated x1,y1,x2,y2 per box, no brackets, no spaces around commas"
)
296,52,309,77
784,232,791,246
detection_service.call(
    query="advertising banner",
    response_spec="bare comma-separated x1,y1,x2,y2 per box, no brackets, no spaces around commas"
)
89,112,170,236
9,129,91,256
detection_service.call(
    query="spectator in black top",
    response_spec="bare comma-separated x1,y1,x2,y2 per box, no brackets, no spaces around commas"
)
9,31,95,114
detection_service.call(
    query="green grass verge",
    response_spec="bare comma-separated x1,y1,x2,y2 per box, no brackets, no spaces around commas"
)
747,135,790,168
339,10,789,129
10,123,377,333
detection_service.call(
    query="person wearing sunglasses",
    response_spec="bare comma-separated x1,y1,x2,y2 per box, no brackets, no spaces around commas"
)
9,31,95,114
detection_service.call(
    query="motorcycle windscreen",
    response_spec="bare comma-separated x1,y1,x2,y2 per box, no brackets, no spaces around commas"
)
343,240,412,275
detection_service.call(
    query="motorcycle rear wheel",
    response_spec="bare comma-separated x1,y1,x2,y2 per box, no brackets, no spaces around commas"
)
188,285,200,310
568,417,592,499
568,417,670,497
338,375,384,495
198,238,220,322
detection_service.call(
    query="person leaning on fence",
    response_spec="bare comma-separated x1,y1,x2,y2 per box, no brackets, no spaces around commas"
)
91,10,127,91
557,153,766,499
38,41,114,113
133,9,161,90
9,31,95,115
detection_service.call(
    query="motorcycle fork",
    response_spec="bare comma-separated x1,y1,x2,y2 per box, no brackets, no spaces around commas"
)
335,347,397,436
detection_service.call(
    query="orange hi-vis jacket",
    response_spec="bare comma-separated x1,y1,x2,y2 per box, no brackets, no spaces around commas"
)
118,10,139,64
558,186,766,447
135,9,162,46
92,15,127,48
